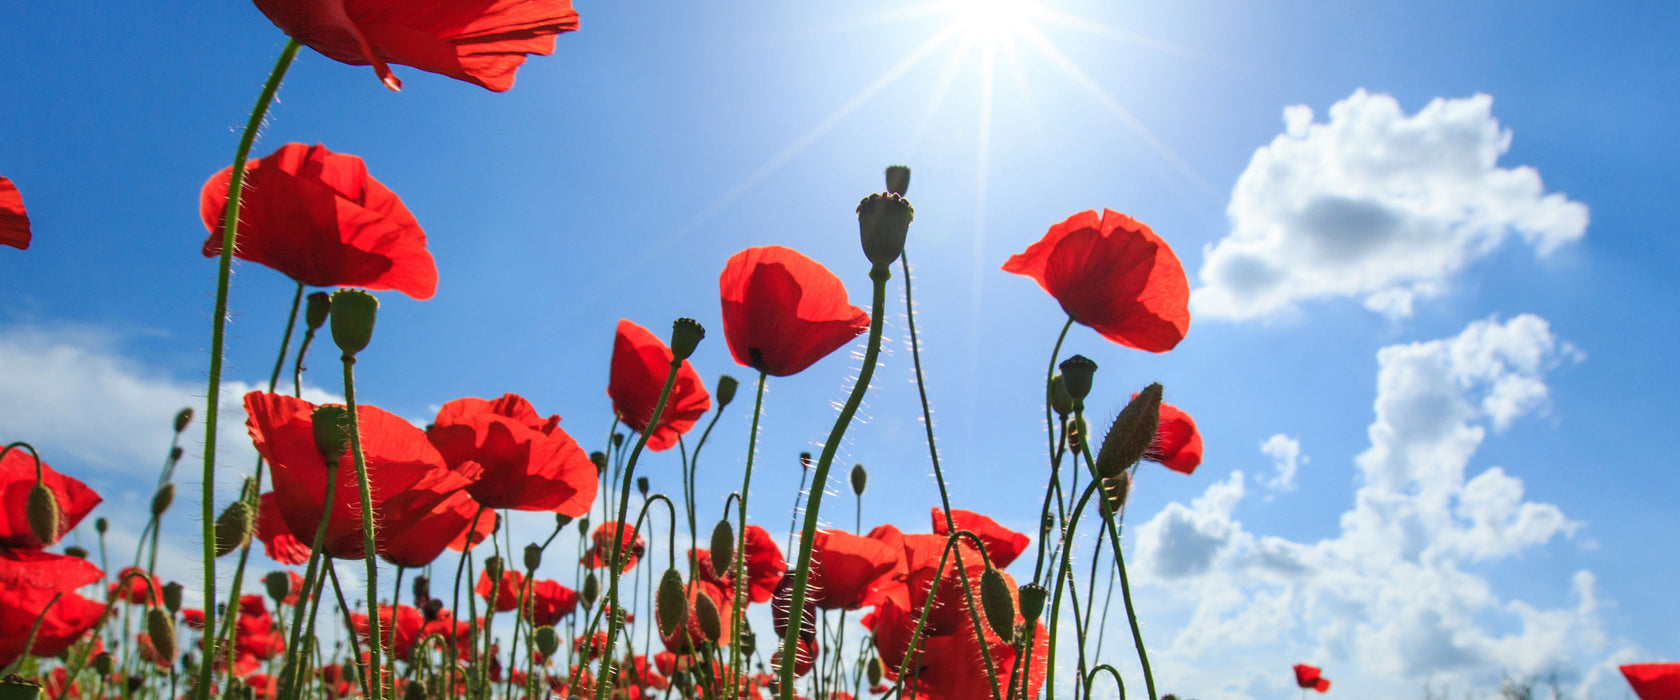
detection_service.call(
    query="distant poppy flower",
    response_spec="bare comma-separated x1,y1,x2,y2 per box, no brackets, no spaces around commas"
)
0,176,30,250
1150,401,1203,474
283,570,307,606
251,0,580,92
0,549,107,668
1,446,102,550
234,595,286,661
183,608,206,630
931,508,1031,569
428,393,597,515
772,636,818,679
619,655,669,691
476,568,526,612
1003,209,1190,352
350,604,423,661
201,143,437,300
243,392,482,563
1622,664,1680,700
573,631,610,660
693,524,787,605
108,567,158,605
256,492,311,566
805,529,899,610
608,320,711,452
583,521,645,571
1294,664,1331,693
523,579,579,627
719,246,870,377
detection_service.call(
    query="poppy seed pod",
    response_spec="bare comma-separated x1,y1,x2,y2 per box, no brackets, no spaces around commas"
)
147,607,177,661
850,463,867,496
168,446,184,465
162,582,183,613
26,483,59,545
150,483,175,517
1018,583,1048,621
656,569,687,638
578,516,591,535
669,317,705,362
555,513,573,529
311,405,352,460
694,591,722,643
95,517,108,535
867,656,884,687
400,680,424,700
0,675,42,700
93,651,115,676
979,567,1016,644
589,451,607,475
304,291,332,330
173,407,194,434
1058,355,1097,406
328,289,379,358
265,571,290,603
412,575,430,606
715,374,739,409
1096,383,1162,479
857,193,914,269
534,625,560,659
885,165,911,197
1049,374,1074,418
64,546,88,559
709,520,735,580
483,555,504,584
213,500,255,557
524,543,543,572
581,572,599,609
799,452,813,471
636,477,649,498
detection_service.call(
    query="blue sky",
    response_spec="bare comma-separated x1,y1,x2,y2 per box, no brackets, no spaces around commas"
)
2,2,1676,698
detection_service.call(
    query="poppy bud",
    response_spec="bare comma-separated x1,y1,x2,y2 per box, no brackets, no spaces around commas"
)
305,291,332,330
150,483,174,517
1095,383,1161,479
555,513,573,529
612,432,625,448
589,451,607,475
64,545,88,559
979,568,1016,644
716,375,739,408
328,289,379,358
1,674,42,700
161,582,183,613
799,452,813,471
412,575,430,606
1058,355,1097,406
1018,583,1048,621
709,520,735,580
524,543,543,572
867,657,884,687
885,165,911,197
147,607,177,661
95,517,108,535
636,477,649,498
490,511,502,534
174,407,194,434
740,629,758,657
850,463,867,496
93,651,115,676
533,626,560,659
669,318,705,362
400,680,424,700
656,569,687,638
694,592,722,643
1101,472,1131,514
1049,374,1074,418
857,193,914,269
265,571,291,603
169,445,185,465
312,405,352,461
214,500,255,557
26,484,59,545
422,599,442,622
484,556,504,585
582,572,599,609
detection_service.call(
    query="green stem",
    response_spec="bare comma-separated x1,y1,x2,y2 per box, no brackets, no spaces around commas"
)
340,355,384,700
778,266,890,700
1074,435,1156,700
727,372,768,680
278,462,341,700
198,39,301,700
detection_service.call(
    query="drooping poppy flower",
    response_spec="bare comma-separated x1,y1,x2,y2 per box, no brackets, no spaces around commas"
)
1,445,102,549
201,143,437,300
930,508,1031,569
243,392,482,563
719,246,870,377
0,176,30,250
1149,401,1203,475
251,0,580,92
256,492,311,566
349,604,424,661
108,567,158,605
804,529,899,611
476,568,526,613
1622,664,1680,700
427,394,597,515
523,579,579,627
1003,209,1190,353
608,320,711,452
693,524,787,605
583,521,645,571
1294,664,1331,693
0,549,107,668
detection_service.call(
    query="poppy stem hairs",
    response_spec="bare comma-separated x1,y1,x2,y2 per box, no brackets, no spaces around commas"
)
198,38,301,700
331,289,386,700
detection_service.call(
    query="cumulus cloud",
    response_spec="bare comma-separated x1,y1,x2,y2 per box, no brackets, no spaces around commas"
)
1193,90,1588,321
1130,315,1607,699
1259,434,1304,492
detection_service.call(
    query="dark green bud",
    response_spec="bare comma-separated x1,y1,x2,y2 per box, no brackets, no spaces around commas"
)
555,513,573,529
401,679,425,700
524,543,543,572
694,591,722,642
26,484,59,545
304,291,331,330
611,432,624,448
533,626,560,659
709,520,735,580
169,445,184,465
265,571,290,603
979,567,1016,643
589,451,607,475
0,674,43,700
483,556,504,584
311,405,352,461
669,318,704,362
328,289,378,358
1058,355,1097,405
162,582,183,613
636,477,649,498
1049,374,1074,418
582,572,599,609
412,575,430,606
857,193,914,269
1101,472,1131,514
850,463,867,496
799,452,813,471
578,517,590,536
150,482,175,517
147,607,177,661
1095,383,1162,478
93,651,115,676
64,545,88,559
715,375,739,409
173,408,194,434
1017,583,1048,620
656,569,687,638
867,657,884,687
95,517,107,535
885,165,911,197
214,500,255,557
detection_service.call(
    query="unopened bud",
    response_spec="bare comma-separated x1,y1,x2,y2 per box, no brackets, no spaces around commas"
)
1,674,43,700
1101,472,1131,514
1095,384,1161,479
979,568,1016,644
174,408,194,434
555,513,573,529
693,592,722,643
656,569,687,638
483,556,504,584
93,652,115,676
214,500,255,557
305,291,332,330
328,289,379,358
1049,374,1074,418
147,607,177,661
885,165,911,196
265,571,291,603
799,452,812,471
533,626,560,659
25,484,60,546
64,546,88,559
589,452,607,475
611,433,624,448
162,582,183,613
857,193,914,269
169,446,184,465
311,405,352,461
709,520,735,580
95,517,108,535
715,375,739,409
867,657,884,687
150,483,175,517
669,318,704,362
1018,583,1048,621
1058,355,1097,406
400,679,424,700
412,575,430,606
636,477,649,498
582,573,599,609
524,543,543,572
578,516,590,536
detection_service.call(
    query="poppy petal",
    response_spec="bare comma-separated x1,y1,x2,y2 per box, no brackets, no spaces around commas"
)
0,176,31,250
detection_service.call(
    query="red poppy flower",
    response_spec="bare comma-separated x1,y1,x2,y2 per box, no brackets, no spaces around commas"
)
772,637,818,679
693,524,787,605
619,655,669,691
243,391,482,563
719,246,870,377
0,549,107,668
0,176,30,250
256,492,311,566
573,631,610,660
1003,209,1190,353
201,143,437,300
251,0,579,92
350,604,424,661
931,508,1031,569
384,487,496,567
475,568,526,613
868,564,1046,700
805,529,900,611
608,320,711,452
428,393,597,514
108,567,158,605
523,579,579,627
583,521,646,570
234,595,286,661
1294,664,1331,693
1,445,102,549
1150,401,1203,475
1622,664,1680,700
183,608,206,630
653,651,683,676
283,570,307,606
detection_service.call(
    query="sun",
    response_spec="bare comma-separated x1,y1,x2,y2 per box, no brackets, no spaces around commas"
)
944,0,1033,44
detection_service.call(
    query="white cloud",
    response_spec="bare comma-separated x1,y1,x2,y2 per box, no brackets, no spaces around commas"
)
1128,315,1612,699
1193,90,1588,321
1259,434,1304,492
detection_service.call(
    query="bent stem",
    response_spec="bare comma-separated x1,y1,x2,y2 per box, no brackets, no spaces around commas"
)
199,39,301,700
341,355,385,700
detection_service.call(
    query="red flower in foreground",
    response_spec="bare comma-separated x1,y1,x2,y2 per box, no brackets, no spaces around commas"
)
583,521,646,571
805,529,899,611
1003,209,1190,353
1,445,102,549
1150,401,1203,475
1622,664,1680,700
0,549,107,668
256,492,311,566
720,246,870,377
428,393,597,515
608,320,711,452
0,176,30,250
201,143,437,300
659,580,733,655
931,508,1030,569
868,564,1046,700
523,579,579,627
1294,664,1331,693
251,0,580,92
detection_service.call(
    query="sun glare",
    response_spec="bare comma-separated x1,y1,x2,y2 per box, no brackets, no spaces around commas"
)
945,0,1030,44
